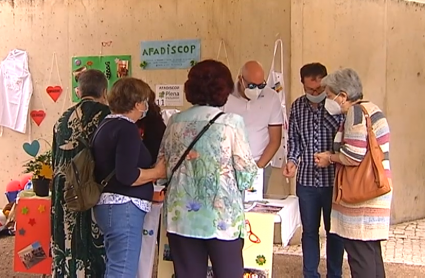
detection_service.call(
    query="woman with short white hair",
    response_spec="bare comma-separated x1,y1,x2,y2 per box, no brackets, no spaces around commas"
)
314,68,392,277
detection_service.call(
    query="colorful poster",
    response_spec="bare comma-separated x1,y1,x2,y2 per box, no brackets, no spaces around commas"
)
71,55,132,102
14,198,52,275
243,213,275,277
155,84,184,107
140,39,201,70
157,212,275,278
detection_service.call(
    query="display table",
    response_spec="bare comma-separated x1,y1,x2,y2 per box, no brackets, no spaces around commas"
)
135,196,301,277
157,212,276,278
260,196,301,247
14,191,52,275
136,202,163,278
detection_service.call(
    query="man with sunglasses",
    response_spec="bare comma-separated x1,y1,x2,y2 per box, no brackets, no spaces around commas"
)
283,63,345,278
223,60,283,197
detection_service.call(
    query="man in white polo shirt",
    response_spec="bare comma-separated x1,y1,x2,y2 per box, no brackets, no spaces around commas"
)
223,60,283,196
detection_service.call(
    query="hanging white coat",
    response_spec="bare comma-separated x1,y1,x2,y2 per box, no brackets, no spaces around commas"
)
0,49,33,133
267,39,289,168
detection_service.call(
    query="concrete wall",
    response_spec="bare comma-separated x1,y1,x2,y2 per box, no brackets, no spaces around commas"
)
1,0,424,224
0,0,291,207
290,0,425,224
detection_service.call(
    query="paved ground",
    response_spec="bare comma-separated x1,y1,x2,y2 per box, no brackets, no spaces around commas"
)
275,218,425,266
1,219,425,277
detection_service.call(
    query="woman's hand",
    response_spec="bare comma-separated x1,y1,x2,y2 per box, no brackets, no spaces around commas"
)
314,151,332,168
154,157,167,179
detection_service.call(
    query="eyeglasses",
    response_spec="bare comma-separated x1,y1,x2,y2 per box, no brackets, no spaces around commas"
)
243,77,267,90
245,219,261,244
304,86,325,94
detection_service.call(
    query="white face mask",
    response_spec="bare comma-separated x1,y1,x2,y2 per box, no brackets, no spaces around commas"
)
244,87,261,100
324,95,342,115
138,102,149,119
241,79,263,100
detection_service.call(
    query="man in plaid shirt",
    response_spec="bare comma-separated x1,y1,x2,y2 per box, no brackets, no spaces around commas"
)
283,63,345,278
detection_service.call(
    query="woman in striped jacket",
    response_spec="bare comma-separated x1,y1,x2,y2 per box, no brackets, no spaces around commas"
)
314,68,392,278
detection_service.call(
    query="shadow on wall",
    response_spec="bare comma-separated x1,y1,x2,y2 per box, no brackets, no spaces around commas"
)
290,0,425,224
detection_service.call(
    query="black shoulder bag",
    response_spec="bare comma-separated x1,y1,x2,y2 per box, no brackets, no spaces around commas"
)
161,112,224,193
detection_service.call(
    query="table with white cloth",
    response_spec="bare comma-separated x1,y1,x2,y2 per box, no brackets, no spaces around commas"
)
136,202,163,278
265,195,301,247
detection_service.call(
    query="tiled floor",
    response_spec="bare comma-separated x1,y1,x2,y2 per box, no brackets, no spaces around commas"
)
274,219,425,266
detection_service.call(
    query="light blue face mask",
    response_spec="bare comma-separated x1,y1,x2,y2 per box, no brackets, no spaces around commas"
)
140,102,149,119
305,91,326,103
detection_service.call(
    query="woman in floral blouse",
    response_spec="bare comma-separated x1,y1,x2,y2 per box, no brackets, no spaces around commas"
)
159,59,258,278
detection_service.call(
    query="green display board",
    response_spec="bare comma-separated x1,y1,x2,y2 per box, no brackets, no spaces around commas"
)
71,55,132,102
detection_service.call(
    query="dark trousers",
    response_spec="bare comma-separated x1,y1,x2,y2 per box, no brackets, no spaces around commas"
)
343,238,385,278
167,233,244,278
296,184,344,278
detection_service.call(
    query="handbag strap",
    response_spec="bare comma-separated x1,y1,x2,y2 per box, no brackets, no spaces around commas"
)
166,112,225,187
359,104,372,133
358,104,376,147
90,118,116,186
359,104,383,165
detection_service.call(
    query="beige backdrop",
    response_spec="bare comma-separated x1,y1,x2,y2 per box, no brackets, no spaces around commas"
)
0,0,291,207
290,0,425,224
1,0,425,224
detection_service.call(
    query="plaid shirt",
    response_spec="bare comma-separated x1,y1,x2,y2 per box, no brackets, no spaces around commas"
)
287,96,344,187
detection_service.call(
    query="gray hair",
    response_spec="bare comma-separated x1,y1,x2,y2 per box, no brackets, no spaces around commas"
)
321,68,363,101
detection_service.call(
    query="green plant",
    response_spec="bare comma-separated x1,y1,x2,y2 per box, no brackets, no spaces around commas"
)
22,150,52,179
139,61,148,69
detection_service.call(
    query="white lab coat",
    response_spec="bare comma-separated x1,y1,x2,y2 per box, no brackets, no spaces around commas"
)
267,39,289,168
0,49,33,133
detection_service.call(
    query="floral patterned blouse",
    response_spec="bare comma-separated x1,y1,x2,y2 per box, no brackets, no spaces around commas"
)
159,105,258,240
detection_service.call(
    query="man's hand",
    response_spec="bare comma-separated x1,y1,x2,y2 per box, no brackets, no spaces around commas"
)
314,151,332,168
282,161,297,178
256,161,265,168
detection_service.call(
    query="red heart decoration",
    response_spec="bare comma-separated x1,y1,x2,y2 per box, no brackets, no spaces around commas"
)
46,86,63,102
30,110,46,126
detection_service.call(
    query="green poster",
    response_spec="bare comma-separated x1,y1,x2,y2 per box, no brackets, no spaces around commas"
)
71,55,132,102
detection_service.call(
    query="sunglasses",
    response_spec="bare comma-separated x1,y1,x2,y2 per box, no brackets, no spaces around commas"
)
243,77,267,90
245,219,261,244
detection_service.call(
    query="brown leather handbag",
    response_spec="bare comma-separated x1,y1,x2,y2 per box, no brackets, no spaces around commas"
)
333,105,391,204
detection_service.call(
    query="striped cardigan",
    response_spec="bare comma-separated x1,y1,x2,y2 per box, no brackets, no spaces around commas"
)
330,102,392,241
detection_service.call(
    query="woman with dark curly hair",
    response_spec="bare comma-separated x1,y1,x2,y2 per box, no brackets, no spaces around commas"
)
158,59,258,278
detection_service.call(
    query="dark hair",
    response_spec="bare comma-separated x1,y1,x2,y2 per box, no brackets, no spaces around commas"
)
147,88,161,116
77,69,108,98
108,77,151,114
135,88,162,127
185,59,234,107
300,63,327,83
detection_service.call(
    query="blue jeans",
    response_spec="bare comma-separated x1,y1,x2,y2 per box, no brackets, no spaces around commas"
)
94,202,146,278
296,184,344,278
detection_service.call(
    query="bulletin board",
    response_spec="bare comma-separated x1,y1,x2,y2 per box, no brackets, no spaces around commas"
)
157,212,275,278
14,198,52,275
71,55,132,102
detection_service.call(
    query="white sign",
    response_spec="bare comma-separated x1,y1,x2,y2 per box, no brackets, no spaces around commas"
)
155,84,184,107
244,168,264,202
